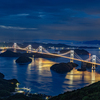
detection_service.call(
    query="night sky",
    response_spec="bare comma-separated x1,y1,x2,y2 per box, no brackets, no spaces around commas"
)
0,0,100,42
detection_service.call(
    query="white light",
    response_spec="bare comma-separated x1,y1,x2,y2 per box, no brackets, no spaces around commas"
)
17,91,24,93
29,45,32,50
14,43,17,48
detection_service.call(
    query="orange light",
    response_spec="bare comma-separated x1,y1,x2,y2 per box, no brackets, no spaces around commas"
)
11,82,14,84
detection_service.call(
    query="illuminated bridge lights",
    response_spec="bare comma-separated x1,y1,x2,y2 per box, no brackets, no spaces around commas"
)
0,43,100,67
28,45,32,50
39,46,42,52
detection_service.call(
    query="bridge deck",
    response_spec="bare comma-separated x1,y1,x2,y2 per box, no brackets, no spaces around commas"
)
0,46,100,66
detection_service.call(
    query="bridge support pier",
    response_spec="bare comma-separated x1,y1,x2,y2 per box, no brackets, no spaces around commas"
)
91,69,95,83
92,64,96,70
26,50,28,53
70,50,74,63
70,59,74,63
81,62,86,69
14,49,16,53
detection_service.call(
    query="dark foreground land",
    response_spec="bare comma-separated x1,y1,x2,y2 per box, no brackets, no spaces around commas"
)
50,81,100,100
0,72,46,100
1,68,100,100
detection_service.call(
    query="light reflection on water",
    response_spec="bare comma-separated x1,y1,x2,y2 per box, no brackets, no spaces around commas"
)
0,53,100,95
26,58,100,95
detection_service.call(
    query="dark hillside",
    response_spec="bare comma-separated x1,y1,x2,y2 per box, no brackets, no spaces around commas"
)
50,81,100,100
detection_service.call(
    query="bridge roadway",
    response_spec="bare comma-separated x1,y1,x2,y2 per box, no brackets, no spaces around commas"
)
25,49,100,66
0,47,100,66
38,52,100,66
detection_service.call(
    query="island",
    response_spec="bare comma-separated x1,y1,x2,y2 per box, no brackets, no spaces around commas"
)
50,62,78,74
16,56,32,64
77,68,86,71
0,50,21,57
0,50,58,58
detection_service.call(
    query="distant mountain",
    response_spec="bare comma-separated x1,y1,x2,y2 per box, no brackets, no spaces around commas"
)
23,42,71,48
32,39,100,45
0,39,99,49
82,40,100,44
32,39,80,44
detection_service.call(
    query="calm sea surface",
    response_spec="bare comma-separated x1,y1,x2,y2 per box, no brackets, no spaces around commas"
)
0,49,100,96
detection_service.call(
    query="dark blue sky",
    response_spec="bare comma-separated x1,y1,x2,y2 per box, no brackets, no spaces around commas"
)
0,0,100,42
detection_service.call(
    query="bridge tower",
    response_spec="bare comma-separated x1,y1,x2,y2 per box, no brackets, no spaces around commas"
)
28,45,32,53
70,50,74,63
26,45,32,53
89,53,91,62
92,55,96,70
39,46,42,53
58,51,60,54
14,43,17,52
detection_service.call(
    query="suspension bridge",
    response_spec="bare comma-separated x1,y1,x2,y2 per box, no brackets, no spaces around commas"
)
0,43,100,69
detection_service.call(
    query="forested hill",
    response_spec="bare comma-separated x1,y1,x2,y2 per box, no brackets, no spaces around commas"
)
50,81,100,100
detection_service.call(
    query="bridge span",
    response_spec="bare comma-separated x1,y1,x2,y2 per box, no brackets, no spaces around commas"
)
0,43,100,69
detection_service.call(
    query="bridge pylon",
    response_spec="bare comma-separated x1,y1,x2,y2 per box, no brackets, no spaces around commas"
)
58,51,60,54
92,55,96,70
39,46,42,53
13,43,17,52
28,45,32,53
70,50,74,63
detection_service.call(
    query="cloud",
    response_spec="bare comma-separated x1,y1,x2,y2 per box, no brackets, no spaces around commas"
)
0,0,100,41
0,25,37,30
0,0,100,16
10,13,30,17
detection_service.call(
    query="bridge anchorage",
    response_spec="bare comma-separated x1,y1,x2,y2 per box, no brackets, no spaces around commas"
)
70,50,74,63
92,55,96,70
